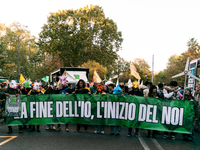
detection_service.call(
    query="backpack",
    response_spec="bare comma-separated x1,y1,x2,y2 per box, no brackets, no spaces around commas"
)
157,89,164,99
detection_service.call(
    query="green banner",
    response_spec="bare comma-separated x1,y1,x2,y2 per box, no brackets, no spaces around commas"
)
6,94,193,134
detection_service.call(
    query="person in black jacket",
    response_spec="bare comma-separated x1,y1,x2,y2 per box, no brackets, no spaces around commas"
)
74,79,90,133
28,86,43,132
182,88,195,141
127,81,143,137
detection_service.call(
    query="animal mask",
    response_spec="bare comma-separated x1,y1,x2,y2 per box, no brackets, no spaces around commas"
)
132,81,139,89
23,80,31,88
97,85,103,92
59,76,67,86
113,85,122,95
9,80,17,89
32,81,42,90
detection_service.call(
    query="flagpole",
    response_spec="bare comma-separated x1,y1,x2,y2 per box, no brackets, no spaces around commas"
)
17,37,20,83
151,55,154,83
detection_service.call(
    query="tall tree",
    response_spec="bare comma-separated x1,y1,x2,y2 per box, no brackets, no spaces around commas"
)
37,5,123,68
133,58,152,82
0,22,38,79
154,38,200,86
79,60,107,82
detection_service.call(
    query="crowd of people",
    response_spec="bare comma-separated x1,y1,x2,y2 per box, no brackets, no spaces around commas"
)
0,78,199,142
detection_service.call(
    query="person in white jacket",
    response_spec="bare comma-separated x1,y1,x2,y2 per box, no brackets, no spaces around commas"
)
163,81,181,140
140,81,152,96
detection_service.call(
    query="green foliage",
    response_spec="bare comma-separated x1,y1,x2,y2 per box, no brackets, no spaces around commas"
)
133,58,152,82
154,38,200,86
0,22,63,81
154,69,168,85
79,60,107,82
37,5,123,68
107,56,151,84
0,22,37,79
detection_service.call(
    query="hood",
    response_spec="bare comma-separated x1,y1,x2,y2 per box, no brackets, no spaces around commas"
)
139,85,148,90
164,86,180,93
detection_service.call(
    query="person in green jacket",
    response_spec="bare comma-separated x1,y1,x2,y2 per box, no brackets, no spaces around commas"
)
5,80,23,134
90,82,98,94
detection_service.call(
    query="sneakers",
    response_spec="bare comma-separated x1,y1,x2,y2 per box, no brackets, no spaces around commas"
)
94,130,98,134
65,128,69,132
29,128,35,132
110,132,114,135
101,131,104,134
163,135,168,138
19,129,23,133
171,135,175,140
52,126,56,130
57,127,61,131
7,130,12,134
116,132,120,135
127,133,131,137
135,133,138,138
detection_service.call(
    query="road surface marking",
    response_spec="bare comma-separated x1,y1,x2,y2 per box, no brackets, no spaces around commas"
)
150,138,164,150
0,136,17,146
138,133,150,150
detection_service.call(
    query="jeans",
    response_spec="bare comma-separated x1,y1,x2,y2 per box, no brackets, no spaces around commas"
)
128,128,139,135
8,125,22,130
77,124,87,131
194,108,200,130
164,131,175,136
111,126,121,134
183,123,194,139
95,125,104,131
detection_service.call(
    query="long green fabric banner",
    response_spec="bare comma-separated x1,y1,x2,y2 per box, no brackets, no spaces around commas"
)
6,94,193,134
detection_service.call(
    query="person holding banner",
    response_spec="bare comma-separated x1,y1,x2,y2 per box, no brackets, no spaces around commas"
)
163,81,181,140
140,81,152,96
28,82,43,132
127,81,143,137
74,79,91,133
90,82,98,94
44,85,57,131
110,84,122,135
94,84,106,134
5,81,23,134
63,83,75,132
56,81,71,131
102,85,109,94
145,85,159,138
0,83,8,124
182,88,196,141
192,84,200,133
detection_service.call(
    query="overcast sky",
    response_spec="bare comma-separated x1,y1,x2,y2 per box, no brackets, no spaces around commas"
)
1,0,200,72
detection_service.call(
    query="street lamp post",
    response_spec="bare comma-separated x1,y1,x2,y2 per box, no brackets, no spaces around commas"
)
17,37,19,82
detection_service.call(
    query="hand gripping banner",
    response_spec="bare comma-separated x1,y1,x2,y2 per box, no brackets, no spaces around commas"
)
6,94,193,134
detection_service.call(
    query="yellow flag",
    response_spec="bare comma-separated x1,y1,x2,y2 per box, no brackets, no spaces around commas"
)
92,70,102,83
19,74,26,84
130,61,141,80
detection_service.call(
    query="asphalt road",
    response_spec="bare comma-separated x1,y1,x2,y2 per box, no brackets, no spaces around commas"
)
0,122,199,150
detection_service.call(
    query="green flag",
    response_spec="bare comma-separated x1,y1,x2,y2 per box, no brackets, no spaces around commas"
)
41,76,49,83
